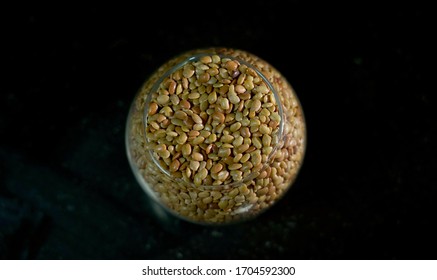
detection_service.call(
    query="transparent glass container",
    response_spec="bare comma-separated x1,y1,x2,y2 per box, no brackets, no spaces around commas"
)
126,48,306,225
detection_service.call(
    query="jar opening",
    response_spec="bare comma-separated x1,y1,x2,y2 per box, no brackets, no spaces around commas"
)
143,53,285,190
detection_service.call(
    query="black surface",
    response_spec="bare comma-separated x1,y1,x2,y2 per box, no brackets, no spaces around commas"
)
1,3,435,259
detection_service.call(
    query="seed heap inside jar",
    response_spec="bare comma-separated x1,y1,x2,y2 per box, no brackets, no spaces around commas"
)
146,55,281,187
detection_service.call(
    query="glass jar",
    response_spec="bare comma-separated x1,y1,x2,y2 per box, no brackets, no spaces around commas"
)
126,48,306,225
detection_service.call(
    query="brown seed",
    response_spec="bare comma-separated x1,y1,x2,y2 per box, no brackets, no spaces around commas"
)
168,80,177,94
198,72,210,83
212,112,225,123
211,163,223,173
240,127,251,138
192,152,204,161
226,60,238,71
188,130,200,137
200,56,212,64
148,102,159,115
169,159,181,172
180,99,191,109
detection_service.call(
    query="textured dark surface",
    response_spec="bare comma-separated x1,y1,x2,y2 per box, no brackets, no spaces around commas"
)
1,3,435,259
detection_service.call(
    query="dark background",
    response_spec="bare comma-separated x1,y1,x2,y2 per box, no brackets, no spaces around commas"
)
1,2,435,259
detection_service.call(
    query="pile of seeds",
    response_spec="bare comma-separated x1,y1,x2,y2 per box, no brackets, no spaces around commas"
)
146,55,281,187
127,48,306,224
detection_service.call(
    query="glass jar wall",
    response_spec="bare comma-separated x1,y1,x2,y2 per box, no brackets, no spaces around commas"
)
126,48,306,225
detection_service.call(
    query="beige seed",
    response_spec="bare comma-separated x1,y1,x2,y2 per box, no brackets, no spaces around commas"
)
236,143,250,153
228,93,240,105
221,134,234,143
270,112,281,122
232,136,244,147
237,73,246,85
198,168,208,180
192,152,204,161
192,136,205,145
218,200,228,209
252,137,262,149
212,55,220,63
233,85,244,94
159,150,170,159
218,147,231,158
217,170,229,181
188,130,200,137
208,91,217,104
174,111,188,120
193,123,204,131
262,134,272,146
150,121,160,130
259,124,270,134
181,143,192,156
155,143,166,152
198,191,210,198
230,122,242,132
228,188,239,197
183,65,195,78
208,133,217,143
171,118,184,126
234,195,245,203
188,92,200,99
176,133,188,144
233,153,243,162
166,130,178,137
170,94,180,105
191,114,203,124
228,163,242,170
250,99,262,112
240,153,250,163
219,98,230,110
190,160,200,171
157,95,169,105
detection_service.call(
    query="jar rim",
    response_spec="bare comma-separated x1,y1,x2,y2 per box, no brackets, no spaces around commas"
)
142,52,285,190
